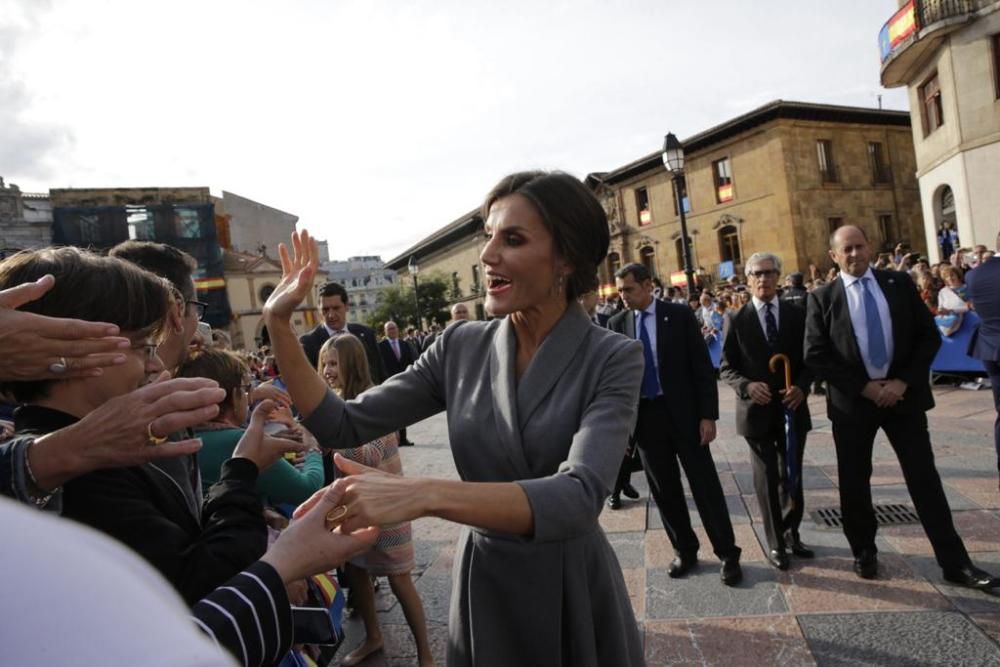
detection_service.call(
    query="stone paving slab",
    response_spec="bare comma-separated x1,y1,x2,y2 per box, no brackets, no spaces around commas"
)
646,564,788,620
798,611,1000,667
904,552,1000,614
645,616,816,666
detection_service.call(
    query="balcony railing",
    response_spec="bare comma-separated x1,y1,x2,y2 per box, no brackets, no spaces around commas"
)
879,0,993,85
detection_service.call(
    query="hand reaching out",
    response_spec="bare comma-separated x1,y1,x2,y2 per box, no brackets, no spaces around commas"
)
262,230,320,323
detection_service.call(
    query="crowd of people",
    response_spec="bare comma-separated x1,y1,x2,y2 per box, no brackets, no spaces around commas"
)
1,166,998,667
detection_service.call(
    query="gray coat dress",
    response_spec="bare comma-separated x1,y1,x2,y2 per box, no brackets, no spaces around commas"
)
302,303,646,666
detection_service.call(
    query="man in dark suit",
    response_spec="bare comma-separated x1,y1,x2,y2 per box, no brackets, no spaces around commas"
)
721,252,814,570
610,263,742,586
299,281,386,384
805,225,997,590
378,320,415,446
966,232,1000,487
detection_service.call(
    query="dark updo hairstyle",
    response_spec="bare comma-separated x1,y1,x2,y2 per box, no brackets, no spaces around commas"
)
481,171,609,300
0,246,172,402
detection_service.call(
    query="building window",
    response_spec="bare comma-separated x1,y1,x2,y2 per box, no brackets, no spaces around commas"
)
718,225,741,265
174,208,203,238
817,140,838,183
919,71,944,135
672,175,690,216
259,284,275,304
635,187,652,226
674,238,685,271
827,216,844,236
640,246,656,277
993,34,1000,99
877,214,897,244
712,158,734,203
868,142,892,184
471,264,481,292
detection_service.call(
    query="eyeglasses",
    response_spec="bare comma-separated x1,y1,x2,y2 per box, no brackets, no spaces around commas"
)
749,270,779,279
186,299,208,319
131,341,159,362
240,382,254,394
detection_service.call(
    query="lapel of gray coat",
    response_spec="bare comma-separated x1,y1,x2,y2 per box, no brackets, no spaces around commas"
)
490,317,532,476
517,303,591,427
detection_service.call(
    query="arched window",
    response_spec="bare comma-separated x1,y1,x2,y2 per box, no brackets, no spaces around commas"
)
640,246,656,277
259,284,275,304
718,225,741,265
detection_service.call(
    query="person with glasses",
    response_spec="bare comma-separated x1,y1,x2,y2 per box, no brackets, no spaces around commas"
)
1,247,313,607
178,348,325,506
720,252,815,571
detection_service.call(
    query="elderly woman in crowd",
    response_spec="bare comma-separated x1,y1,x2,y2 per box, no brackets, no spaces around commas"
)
1,246,307,605
264,171,645,666
935,264,969,336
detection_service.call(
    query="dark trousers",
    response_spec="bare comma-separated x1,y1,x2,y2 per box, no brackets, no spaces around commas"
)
985,360,1000,472
831,406,969,570
636,397,740,561
746,425,806,552
611,455,633,498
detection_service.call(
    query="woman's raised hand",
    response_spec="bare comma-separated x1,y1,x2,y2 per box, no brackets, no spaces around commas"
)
263,229,320,323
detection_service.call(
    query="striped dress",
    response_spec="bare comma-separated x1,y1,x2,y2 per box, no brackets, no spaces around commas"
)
335,432,415,575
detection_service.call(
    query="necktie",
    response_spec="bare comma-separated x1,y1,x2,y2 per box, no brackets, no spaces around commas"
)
861,277,889,369
764,302,778,348
637,311,659,399
392,339,400,360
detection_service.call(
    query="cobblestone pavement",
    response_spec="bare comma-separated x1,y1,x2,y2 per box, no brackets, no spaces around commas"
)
335,382,1000,666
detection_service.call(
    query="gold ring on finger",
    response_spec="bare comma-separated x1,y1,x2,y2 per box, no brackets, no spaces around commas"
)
324,504,349,531
147,422,168,446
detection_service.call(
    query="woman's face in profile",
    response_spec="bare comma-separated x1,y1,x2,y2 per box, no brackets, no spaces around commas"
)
321,349,340,389
75,333,164,411
480,194,566,317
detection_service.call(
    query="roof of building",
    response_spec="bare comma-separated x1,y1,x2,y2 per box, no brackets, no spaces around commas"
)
385,207,481,270
591,100,912,186
222,248,283,274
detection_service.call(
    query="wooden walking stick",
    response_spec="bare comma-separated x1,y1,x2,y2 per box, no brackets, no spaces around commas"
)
768,353,800,507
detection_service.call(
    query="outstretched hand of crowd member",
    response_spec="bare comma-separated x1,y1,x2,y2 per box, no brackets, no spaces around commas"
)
262,482,380,584
232,400,309,472
293,453,422,533
263,229,319,323
251,379,292,407
0,275,132,381
28,374,226,491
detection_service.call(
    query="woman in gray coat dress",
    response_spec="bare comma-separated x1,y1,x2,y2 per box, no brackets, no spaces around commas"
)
265,172,646,666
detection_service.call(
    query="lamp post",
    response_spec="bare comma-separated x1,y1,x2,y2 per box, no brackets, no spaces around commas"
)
408,255,421,329
663,132,698,299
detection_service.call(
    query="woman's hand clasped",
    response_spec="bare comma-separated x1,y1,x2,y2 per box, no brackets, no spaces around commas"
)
292,453,426,533
262,230,320,324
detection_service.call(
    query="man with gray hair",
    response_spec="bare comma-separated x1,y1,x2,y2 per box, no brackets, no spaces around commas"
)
721,252,815,570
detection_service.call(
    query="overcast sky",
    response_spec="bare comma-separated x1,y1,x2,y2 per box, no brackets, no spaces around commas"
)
1,0,908,261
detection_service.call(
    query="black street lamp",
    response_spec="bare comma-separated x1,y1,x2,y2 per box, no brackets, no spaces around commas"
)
408,255,421,329
663,132,698,299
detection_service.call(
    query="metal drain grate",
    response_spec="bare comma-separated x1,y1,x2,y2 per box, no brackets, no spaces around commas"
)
810,503,921,529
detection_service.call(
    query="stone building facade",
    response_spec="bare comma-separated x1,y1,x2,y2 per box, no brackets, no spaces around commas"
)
0,178,53,253
213,191,298,257
879,0,1000,258
386,209,485,320
321,256,397,324
389,101,924,301
590,101,923,293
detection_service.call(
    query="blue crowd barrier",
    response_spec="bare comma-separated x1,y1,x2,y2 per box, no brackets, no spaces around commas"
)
932,310,986,374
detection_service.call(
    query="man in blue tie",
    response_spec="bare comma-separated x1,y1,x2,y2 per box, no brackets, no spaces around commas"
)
609,263,742,586
805,226,998,590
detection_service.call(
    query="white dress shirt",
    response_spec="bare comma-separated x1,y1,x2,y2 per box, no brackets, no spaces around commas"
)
751,295,780,338
841,268,894,380
633,299,663,395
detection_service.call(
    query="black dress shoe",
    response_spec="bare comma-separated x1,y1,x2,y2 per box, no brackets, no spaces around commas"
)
668,554,697,578
622,482,640,500
854,550,878,579
721,557,742,586
942,564,1000,591
787,537,815,559
399,439,415,447
766,549,790,571
607,495,622,510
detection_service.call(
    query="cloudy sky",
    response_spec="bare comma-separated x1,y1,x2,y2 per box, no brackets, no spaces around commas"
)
1,0,908,261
